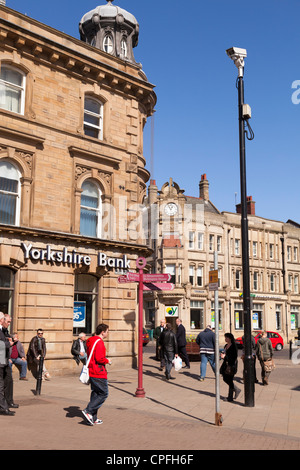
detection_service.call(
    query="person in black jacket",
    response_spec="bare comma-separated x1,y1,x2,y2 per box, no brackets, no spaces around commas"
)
0,312,15,415
71,333,87,365
220,333,241,402
175,318,190,369
159,323,178,380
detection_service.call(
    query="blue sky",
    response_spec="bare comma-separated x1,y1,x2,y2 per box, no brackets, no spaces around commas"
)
5,0,300,223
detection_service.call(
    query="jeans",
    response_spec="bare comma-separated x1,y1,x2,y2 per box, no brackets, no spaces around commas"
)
200,353,216,379
86,377,109,420
9,358,28,378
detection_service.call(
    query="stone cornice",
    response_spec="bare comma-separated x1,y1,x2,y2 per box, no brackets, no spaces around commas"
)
0,223,153,255
0,8,156,116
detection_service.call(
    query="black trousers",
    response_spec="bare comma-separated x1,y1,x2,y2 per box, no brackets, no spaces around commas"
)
0,366,9,410
178,345,190,367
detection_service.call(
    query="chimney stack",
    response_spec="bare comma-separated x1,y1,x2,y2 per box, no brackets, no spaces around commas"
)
199,174,209,200
236,195,256,215
148,179,158,205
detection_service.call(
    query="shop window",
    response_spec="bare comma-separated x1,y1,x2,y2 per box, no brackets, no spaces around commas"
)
211,301,222,330
80,179,102,238
73,274,98,336
84,96,103,140
0,267,15,317
0,64,26,115
190,300,204,329
0,161,21,225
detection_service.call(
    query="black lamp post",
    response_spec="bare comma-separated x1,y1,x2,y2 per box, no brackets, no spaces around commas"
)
226,47,255,407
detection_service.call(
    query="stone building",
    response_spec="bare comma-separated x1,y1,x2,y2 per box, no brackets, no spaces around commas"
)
145,176,300,344
0,2,156,373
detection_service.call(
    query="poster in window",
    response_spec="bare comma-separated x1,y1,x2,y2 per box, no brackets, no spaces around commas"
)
73,301,86,328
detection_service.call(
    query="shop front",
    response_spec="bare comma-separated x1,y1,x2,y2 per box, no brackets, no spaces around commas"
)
0,227,148,374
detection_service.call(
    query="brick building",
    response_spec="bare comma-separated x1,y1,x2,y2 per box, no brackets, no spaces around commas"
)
145,176,300,345
0,2,156,373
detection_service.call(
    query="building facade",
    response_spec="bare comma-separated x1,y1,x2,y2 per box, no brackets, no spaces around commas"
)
0,2,156,373
145,176,300,344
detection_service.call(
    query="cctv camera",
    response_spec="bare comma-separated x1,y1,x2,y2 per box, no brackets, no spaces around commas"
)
226,47,247,60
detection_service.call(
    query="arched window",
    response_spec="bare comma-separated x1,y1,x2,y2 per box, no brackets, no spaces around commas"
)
0,64,26,115
80,180,102,238
0,161,21,225
84,96,103,140
120,38,128,59
103,34,113,54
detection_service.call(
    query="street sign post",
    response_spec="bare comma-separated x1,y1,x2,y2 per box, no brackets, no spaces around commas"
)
117,259,174,398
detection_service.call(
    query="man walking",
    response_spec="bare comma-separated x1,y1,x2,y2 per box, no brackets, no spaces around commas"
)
196,325,216,381
82,323,111,426
153,319,166,370
175,318,190,369
159,323,178,380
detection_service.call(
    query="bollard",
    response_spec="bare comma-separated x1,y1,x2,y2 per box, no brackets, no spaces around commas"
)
289,340,292,360
36,356,44,395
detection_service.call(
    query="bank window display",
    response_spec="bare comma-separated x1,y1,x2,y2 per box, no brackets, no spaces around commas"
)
252,303,263,330
0,267,14,316
190,300,204,329
73,274,98,336
234,302,244,330
84,96,103,139
0,161,21,226
211,301,222,329
80,179,102,238
0,64,26,115
291,305,299,330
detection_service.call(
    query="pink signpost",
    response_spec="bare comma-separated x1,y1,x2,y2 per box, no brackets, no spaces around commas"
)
118,257,174,398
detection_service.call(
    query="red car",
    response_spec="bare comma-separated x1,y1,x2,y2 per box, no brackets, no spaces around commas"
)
235,331,284,351
142,328,150,346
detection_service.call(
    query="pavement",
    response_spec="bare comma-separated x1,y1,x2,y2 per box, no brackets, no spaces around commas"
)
2,344,300,453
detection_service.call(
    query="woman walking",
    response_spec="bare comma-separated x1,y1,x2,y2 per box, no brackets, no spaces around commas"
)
220,333,241,402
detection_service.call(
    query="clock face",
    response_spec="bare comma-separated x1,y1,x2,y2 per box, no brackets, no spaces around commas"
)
164,202,178,216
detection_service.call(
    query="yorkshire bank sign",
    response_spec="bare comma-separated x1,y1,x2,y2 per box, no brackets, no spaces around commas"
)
21,243,131,269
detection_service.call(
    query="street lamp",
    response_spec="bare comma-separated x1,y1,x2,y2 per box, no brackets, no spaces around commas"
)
226,46,255,407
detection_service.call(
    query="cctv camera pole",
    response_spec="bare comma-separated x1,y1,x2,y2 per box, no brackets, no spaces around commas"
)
236,60,255,407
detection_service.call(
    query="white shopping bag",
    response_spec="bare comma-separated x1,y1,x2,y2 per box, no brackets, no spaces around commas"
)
172,356,182,372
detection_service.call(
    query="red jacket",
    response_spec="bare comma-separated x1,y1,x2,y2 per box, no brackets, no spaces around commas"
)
86,336,109,379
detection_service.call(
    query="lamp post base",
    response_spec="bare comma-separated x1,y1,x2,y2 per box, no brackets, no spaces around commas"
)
135,387,146,398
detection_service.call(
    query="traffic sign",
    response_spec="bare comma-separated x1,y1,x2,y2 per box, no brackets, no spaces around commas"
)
143,282,174,291
126,272,140,282
209,269,218,291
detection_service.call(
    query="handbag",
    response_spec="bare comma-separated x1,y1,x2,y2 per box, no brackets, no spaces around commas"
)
259,343,275,373
79,339,100,384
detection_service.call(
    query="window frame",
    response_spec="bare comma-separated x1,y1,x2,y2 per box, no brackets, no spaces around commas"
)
0,160,21,226
0,64,26,115
84,96,104,140
80,179,102,238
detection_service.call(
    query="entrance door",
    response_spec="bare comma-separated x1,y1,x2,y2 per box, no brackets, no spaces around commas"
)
165,316,177,331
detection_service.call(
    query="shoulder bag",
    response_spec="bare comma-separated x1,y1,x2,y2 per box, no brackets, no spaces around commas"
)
79,339,100,384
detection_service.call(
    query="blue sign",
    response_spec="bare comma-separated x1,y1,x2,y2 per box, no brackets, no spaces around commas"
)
73,301,86,328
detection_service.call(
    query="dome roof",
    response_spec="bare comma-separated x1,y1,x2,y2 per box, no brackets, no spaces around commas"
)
80,1,138,28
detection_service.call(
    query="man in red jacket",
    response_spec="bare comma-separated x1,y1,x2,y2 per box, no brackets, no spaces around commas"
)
82,324,111,426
